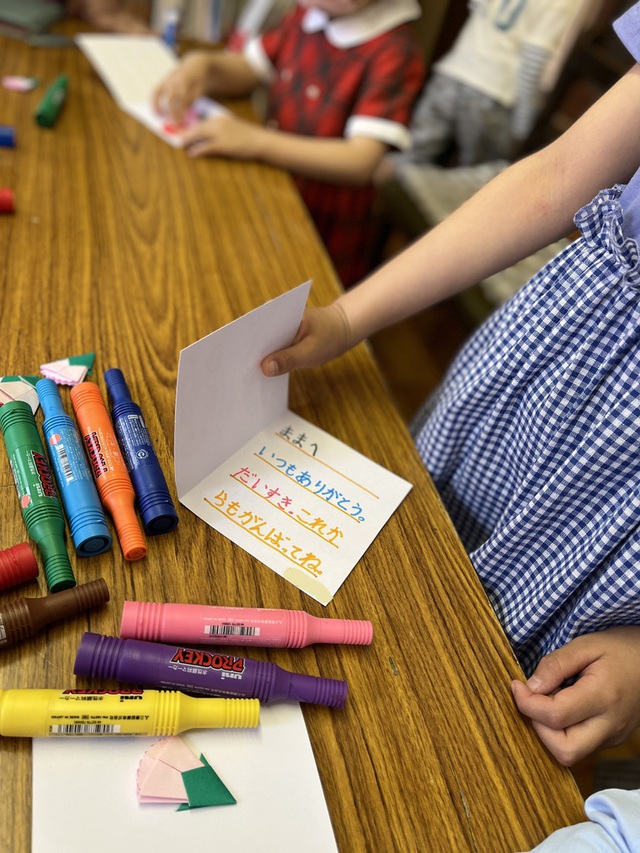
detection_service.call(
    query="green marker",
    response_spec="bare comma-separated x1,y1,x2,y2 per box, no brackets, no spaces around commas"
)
0,401,75,593
34,74,68,128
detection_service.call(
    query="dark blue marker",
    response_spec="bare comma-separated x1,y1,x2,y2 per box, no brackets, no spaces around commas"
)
104,368,178,535
0,125,16,148
36,379,112,557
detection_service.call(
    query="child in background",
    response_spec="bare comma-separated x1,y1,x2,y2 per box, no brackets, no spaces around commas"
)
153,0,425,287
261,2,640,769
379,0,587,180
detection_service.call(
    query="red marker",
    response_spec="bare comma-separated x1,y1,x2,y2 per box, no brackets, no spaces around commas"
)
70,382,146,561
0,543,38,591
0,188,15,214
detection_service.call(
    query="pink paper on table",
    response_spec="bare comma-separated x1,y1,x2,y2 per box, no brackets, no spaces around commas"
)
137,737,202,803
40,353,94,386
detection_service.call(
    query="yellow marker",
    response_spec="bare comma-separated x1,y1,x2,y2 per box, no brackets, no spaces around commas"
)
0,689,259,737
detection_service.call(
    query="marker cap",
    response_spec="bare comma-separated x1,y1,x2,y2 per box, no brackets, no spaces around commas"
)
0,188,15,213
0,543,38,591
41,552,76,593
0,579,109,648
286,671,348,707
137,495,179,536
305,613,374,646
0,125,15,148
74,523,112,556
113,517,147,561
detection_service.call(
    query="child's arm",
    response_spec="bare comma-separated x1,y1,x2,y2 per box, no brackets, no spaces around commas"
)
153,51,262,121
180,116,387,186
511,627,640,766
261,64,640,377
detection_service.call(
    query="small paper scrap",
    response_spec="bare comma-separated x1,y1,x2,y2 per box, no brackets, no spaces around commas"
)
0,376,40,413
137,737,236,810
40,353,95,386
2,76,39,92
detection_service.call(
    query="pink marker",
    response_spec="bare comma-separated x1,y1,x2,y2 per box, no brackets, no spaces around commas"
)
120,601,372,648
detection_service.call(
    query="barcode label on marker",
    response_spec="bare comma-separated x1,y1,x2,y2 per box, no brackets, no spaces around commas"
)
204,625,260,637
49,724,122,735
53,442,74,483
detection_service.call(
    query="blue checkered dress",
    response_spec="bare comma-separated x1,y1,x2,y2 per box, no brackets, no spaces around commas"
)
412,186,640,675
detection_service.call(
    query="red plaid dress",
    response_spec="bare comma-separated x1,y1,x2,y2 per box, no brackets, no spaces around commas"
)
260,8,425,287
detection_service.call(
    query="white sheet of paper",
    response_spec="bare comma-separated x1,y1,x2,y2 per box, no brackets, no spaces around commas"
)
75,35,176,107
75,34,228,146
32,703,338,853
174,283,412,604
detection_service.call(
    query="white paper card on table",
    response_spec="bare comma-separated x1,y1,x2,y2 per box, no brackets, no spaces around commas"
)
174,282,412,605
32,703,338,853
125,97,229,148
75,34,228,146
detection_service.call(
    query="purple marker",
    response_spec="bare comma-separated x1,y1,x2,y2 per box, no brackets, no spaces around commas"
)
74,633,348,708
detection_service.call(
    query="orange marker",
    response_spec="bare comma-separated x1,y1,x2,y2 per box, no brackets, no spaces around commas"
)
70,382,146,561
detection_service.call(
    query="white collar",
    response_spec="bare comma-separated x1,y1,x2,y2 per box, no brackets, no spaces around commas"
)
300,1,421,48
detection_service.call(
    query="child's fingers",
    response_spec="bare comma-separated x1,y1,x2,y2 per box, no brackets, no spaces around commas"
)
183,138,216,158
524,636,602,694
154,74,195,121
261,341,310,377
511,678,605,731
529,715,612,767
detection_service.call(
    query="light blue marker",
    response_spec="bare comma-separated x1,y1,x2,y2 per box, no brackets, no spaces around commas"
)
36,379,112,556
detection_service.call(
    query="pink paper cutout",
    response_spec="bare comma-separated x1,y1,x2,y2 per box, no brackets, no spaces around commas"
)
136,737,203,804
40,361,88,386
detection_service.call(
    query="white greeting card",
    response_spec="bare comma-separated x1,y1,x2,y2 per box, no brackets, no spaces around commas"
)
75,34,228,146
175,283,412,604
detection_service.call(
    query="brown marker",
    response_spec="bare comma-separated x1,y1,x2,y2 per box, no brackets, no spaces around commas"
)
0,578,109,648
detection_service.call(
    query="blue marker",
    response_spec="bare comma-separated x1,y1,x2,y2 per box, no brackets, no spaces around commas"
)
0,125,16,148
36,379,112,557
104,368,178,535
162,8,180,50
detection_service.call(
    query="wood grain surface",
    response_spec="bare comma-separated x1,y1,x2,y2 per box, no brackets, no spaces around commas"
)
0,25,584,853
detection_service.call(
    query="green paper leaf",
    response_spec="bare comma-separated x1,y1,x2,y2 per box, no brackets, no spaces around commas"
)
0,375,39,387
179,755,236,810
68,353,95,374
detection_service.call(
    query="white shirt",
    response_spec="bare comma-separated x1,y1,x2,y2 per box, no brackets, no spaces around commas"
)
299,0,421,48
434,0,585,107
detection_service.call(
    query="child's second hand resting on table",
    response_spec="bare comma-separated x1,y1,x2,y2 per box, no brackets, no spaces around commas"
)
259,9,640,769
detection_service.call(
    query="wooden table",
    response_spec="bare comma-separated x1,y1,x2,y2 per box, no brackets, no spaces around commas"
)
0,26,584,853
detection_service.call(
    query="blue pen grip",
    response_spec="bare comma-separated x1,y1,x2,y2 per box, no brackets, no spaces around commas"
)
36,380,112,557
